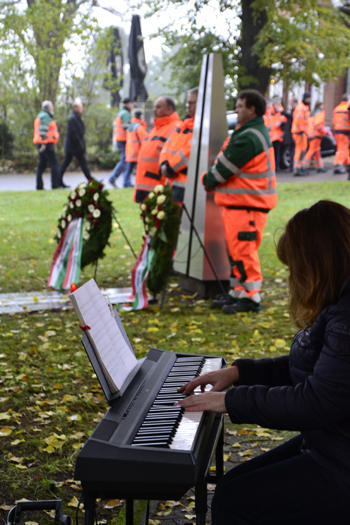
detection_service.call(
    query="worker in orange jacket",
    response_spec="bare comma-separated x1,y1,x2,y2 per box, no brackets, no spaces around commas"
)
332,93,350,176
109,98,133,187
159,87,198,203
291,91,311,176
268,97,287,171
33,100,60,190
123,111,148,188
202,89,277,314
133,97,180,203
304,101,326,172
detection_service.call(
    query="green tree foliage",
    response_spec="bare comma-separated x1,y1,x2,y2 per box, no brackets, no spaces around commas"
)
0,0,97,102
0,6,119,167
143,0,350,96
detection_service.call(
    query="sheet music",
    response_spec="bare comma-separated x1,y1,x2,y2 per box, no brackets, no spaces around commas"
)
69,279,137,393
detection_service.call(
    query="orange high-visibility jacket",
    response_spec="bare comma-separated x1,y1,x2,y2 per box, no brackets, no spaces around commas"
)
131,116,148,130
114,107,131,142
202,116,277,212
332,101,350,134
33,110,59,145
159,116,194,202
291,101,310,134
307,108,326,139
159,117,194,177
268,105,287,142
133,112,180,202
125,121,148,162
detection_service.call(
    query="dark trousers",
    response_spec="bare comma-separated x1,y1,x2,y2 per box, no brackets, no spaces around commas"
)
60,151,91,182
36,144,60,190
272,140,281,171
211,435,350,525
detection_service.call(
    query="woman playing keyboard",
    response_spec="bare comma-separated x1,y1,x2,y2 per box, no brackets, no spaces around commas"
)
177,199,350,525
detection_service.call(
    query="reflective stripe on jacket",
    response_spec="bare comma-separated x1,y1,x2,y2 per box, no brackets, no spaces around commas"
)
307,109,326,139
291,101,310,134
33,110,59,145
202,116,277,211
133,112,181,201
114,107,131,142
268,105,287,142
126,122,148,162
332,101,350,133
159,116,194,201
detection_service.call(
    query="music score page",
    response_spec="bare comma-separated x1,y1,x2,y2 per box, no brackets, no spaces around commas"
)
69,279,137,393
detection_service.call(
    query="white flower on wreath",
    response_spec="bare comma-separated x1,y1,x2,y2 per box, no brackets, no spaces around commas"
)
151,208,157,215
148,192,155,199
70,191,76,199
83,231,90,240
93,209,101,218
88,204,95,213
93,193,99,202
70,202,74,209
149,227,156,236
78,189,86,197
67,214,72,222
63,205,68,212
76,199,82,207
61,220,66,228
157,210,165,220
145,217,150,223
157,194,166,204
85,221,91,231
141,203,147,211
57,230,61,239
154,185,164,193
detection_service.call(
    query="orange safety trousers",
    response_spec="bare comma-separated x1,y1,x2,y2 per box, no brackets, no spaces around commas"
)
221,208,267,304
334,133,350,166
304,138,323,168
292,133,308,169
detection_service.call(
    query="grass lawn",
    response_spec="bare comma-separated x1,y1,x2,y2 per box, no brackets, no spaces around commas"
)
0,181,349,524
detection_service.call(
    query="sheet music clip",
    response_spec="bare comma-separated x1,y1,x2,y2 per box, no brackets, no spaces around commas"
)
79,323,91,332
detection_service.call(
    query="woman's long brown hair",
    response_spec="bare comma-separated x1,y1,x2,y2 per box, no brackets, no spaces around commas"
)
276,200,350,327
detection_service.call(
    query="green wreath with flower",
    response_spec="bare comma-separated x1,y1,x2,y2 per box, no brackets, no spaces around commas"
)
140,184,181,296
54,178,114,268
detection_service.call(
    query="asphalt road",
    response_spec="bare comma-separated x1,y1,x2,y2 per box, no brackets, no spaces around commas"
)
0,160,348,192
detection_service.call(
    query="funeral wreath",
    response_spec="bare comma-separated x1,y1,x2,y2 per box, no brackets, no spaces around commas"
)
140,184,181,296
54,178,114,268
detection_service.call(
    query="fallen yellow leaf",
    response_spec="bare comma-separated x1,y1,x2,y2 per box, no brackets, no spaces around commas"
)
0,426,12,436
104,499,123,509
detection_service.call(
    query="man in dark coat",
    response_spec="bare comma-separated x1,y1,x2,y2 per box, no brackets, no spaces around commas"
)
59,98,91,187
282,97,298,172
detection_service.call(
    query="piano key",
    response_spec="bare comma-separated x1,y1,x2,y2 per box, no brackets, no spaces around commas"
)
131,441,169,447
132,356,223,450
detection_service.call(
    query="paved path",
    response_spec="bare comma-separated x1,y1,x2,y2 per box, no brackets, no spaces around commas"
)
0,162,348,191
0,170,130,191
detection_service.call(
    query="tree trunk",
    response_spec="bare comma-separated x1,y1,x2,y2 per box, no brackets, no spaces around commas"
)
238,0,271,94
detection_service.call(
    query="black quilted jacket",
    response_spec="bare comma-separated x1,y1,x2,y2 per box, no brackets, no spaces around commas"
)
226,280,350,495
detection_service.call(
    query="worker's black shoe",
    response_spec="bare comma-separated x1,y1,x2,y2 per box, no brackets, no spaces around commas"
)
294,168,308,177
212,295,236,309
317,166,327,173
333,166,346,174
222,299,262,314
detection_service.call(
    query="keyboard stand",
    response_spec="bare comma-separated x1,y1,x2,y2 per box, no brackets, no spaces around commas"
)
82,415,224,525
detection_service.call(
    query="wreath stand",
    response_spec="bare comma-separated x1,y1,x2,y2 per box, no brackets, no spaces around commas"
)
158,203,229,311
